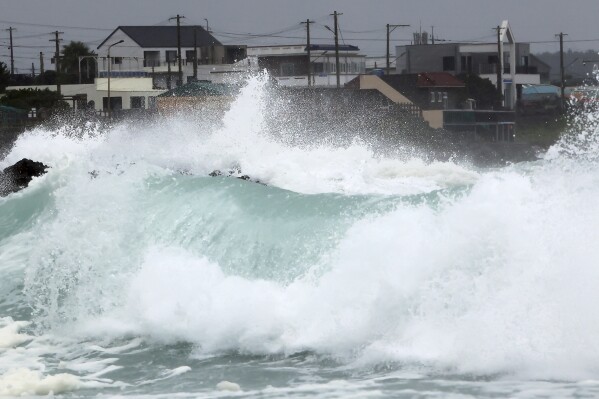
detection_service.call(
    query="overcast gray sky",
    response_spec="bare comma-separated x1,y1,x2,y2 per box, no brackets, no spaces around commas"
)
2,0,599,72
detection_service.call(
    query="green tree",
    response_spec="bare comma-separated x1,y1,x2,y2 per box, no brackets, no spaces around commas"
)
457,73,503,110
0,61,9,93
35,70,57,85
0,88,68,110
61,41,96,84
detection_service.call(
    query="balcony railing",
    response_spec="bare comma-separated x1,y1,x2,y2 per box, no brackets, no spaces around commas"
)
478,63,512,74
478,63,539,75
516,65,538,74
143,59,192,68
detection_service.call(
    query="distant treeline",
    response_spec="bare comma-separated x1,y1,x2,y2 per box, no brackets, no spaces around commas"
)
534,49,599,86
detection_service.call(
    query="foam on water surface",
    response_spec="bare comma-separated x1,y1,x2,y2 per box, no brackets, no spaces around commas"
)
2,73,599,397
0,368,82,396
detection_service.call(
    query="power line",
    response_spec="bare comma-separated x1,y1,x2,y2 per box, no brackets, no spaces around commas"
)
0,19,111,31
528,38,599,44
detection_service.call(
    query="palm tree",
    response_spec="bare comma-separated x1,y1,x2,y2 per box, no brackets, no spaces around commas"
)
61,41,96,83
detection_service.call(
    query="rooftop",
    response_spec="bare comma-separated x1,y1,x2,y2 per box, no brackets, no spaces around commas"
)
307,44,360,52
98,25,222,49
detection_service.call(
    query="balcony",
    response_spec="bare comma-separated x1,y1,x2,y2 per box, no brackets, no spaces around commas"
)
516,65,538,74
143,59,161,68
478,63,511,74
143,59,190,68
477,63,539,75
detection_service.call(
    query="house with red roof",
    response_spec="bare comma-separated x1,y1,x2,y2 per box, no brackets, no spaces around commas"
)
394,21,544,110
347,72,466,128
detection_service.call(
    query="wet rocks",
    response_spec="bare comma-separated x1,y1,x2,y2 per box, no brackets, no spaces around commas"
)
0,158,49,197
209,169,264,185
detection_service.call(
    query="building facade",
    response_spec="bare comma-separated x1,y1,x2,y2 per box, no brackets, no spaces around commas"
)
395,21,543,109
247,44,366,87
96,26,248,88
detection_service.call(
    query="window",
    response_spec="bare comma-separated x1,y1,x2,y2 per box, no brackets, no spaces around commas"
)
430,92,436,103
186,50,196,62
281,63,295,76
102,97,122,110
130,96,145,109
165,50,177,63
113,57,122,65
144,51,160,67
442,56,455,71
461,55,472,72
148,96,157,110
437,92,443,102
313,63,324,73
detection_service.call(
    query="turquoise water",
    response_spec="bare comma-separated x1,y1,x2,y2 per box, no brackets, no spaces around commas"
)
2,76,599,397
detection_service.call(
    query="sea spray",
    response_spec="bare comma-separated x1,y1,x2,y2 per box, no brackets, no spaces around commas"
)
1,72,599,397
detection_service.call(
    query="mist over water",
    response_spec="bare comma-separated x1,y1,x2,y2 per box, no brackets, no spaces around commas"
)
2,73,599,397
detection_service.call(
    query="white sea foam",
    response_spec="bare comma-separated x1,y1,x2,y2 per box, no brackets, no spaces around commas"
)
4,72,599,390
1,75,478,197
0,368,82,396
64,152,599,381
0,319,31,349
216,380,241,392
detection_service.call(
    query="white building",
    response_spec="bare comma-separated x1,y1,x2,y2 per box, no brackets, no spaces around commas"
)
247,44,366,87
6,78,165,113
96,25,248,88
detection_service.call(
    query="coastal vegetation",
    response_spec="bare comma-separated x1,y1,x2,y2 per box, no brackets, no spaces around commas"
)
0,88,68,111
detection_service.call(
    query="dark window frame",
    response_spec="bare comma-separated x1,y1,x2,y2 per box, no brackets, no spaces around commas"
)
442,56,455,71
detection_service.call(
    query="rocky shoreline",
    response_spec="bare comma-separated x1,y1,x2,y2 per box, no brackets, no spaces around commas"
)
0,158,49,197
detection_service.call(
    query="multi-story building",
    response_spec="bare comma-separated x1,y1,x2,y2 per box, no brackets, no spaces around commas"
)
395,21,547,109
247,44,366,87
96,25,248,88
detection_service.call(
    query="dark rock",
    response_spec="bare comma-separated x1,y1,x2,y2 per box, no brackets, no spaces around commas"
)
208,169,266,185
0,159,49,197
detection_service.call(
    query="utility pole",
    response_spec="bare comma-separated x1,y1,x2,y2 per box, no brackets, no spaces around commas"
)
50,31,63,95
301,19,314,86
556,32,567,107
6,27,15,76
331,11,342,88
431,26,435,45
169,14,185,86
494,25,502,108
39,52,44,83
386,23,409,75
167,60,172,89
31,63,35,77
193,27,198,80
